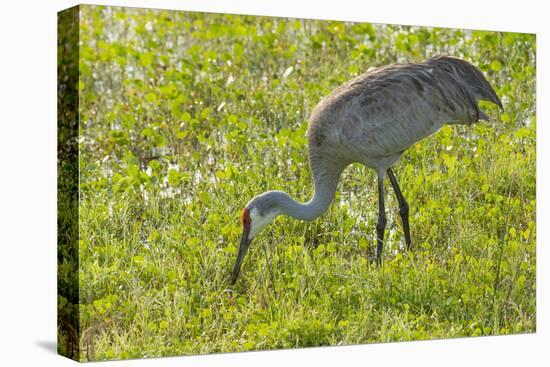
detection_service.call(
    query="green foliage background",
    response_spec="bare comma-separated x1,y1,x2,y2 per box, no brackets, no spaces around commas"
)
66,5,535,361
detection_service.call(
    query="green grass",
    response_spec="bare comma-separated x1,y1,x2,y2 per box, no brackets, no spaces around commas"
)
63,5,535,361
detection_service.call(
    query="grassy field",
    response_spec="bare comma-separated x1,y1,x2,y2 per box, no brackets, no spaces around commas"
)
61,5,535,361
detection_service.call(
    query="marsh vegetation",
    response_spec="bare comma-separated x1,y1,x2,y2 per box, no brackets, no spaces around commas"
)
62,5,535,361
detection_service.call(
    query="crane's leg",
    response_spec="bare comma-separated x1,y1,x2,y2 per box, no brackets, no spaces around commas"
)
376,172,387,265
387,168,411,250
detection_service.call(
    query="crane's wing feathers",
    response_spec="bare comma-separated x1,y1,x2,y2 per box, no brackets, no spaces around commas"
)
309,60,485,160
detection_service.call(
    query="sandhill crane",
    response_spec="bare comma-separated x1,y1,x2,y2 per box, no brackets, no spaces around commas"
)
231,55,502,284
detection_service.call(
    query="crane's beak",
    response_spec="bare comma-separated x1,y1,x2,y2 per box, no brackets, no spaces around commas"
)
231,227,251,284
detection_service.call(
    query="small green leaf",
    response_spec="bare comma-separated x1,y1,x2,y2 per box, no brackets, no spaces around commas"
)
167,270,177,282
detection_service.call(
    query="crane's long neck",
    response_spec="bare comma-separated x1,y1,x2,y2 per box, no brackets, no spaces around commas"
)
277,157,345,221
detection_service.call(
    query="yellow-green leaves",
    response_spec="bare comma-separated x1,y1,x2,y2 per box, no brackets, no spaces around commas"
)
76,5,535,361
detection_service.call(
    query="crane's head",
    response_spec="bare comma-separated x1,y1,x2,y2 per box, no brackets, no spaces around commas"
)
231,193,282,284
429,55,503,117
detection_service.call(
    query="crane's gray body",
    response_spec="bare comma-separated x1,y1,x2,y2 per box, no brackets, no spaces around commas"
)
308,56,500,176
231,55,502,283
